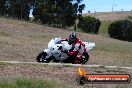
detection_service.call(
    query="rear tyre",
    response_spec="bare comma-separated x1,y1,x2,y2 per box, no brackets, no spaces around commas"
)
80,52,89,64
36,52,52,63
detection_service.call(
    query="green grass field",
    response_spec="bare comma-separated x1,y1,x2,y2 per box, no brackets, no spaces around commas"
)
0,78,69,88
99,21,112,34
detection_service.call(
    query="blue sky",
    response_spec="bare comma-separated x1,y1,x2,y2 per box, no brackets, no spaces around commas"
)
29,0,132,17
82,0,132,13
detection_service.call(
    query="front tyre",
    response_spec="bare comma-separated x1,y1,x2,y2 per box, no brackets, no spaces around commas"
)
36,52,52,63
80,52,89,64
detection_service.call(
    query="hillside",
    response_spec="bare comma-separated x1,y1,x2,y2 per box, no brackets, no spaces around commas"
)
83,11,132,21
0,17,132,88
0,17,132,67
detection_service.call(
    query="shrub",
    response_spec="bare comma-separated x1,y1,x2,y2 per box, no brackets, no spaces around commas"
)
77,16,101,34
108,20,132,41
128,16,132,20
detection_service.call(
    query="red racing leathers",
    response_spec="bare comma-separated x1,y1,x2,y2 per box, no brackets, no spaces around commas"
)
62,38,86,63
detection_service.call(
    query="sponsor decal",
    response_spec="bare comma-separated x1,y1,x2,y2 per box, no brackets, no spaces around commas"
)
76,67,131,85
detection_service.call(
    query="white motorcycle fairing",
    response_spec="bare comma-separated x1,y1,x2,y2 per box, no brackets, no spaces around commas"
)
83,42,95,51
43,37,95,61
43,49,52,59
43,38,72,61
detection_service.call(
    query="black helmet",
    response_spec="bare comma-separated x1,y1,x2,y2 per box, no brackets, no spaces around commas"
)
68,32,77,43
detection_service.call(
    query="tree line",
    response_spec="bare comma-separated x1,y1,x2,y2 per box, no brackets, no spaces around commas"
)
0,0,34,20
0,0,85,27
33,0,85,27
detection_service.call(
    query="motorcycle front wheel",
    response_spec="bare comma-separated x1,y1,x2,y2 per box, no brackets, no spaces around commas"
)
36,51,52,63
80,52,89,64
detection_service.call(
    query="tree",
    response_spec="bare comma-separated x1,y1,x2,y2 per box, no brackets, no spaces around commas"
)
0,0,7,16
108,20,132,41
78,16,101,34
0,0,33,20
78,4,85,14
33,0,85,28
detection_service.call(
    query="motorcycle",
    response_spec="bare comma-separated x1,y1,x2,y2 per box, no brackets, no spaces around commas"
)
36,37,95,64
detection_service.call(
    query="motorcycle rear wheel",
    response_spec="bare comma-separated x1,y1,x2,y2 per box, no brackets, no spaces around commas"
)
36,51,52,63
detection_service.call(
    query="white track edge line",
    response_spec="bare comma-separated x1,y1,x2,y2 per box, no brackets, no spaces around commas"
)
0,61,132,70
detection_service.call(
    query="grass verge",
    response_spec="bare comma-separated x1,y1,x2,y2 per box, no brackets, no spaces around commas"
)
99,21,112,34
0,78,69,88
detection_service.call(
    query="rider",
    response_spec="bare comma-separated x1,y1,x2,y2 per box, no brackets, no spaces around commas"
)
62,32,86,64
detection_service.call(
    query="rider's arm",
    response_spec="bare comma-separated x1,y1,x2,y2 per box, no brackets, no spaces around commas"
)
68,43,81,56
74,43,85,54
